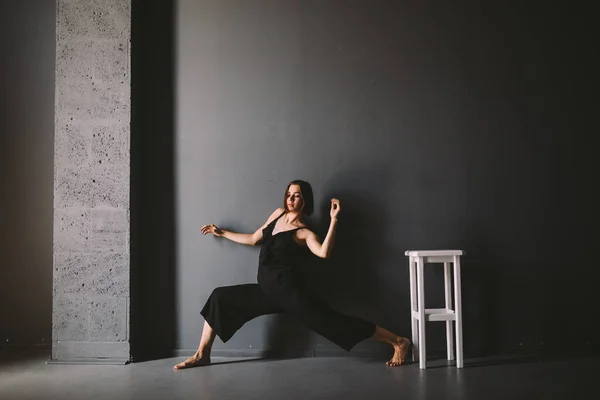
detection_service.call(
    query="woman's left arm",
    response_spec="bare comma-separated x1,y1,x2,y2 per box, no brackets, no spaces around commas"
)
302,198,340,259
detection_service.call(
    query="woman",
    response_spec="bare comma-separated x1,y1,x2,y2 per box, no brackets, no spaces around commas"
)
174,180,410,369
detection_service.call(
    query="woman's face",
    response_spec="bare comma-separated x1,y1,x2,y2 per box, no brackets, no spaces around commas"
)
286,184,304,214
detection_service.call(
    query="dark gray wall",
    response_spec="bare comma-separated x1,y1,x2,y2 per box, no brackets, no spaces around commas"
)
174,0,597,357
0,1,56,347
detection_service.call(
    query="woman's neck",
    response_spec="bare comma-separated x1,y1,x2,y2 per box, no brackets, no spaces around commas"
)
285,211,303,224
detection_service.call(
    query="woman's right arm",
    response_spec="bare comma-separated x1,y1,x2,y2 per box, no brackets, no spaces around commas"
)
201,208,284,246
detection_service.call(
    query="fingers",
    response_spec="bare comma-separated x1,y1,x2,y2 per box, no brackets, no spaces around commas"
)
201,224,218,235
330,198,341,212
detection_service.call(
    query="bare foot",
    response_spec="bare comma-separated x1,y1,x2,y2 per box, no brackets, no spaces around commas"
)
386,337,411,367
173,351,211,370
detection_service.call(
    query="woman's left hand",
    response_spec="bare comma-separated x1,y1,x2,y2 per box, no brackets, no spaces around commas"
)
330,198,341,220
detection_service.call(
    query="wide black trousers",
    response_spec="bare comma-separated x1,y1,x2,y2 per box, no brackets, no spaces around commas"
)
200,279,376,352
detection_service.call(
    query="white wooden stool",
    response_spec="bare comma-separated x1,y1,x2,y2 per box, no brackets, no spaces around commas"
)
405,250,464,369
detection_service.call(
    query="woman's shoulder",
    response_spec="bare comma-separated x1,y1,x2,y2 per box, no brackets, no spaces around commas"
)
295,225,314,237
271,207,286,218
263,207,285,225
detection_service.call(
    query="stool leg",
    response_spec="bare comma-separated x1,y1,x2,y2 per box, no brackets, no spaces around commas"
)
453,255,464,368
409,256,418,362
416,257,427,369
444,262,455,361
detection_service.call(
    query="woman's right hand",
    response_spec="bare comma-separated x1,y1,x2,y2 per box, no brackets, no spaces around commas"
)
201,224,224,237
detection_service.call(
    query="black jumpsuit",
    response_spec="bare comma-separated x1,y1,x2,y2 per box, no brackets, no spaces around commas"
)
200,211,375,351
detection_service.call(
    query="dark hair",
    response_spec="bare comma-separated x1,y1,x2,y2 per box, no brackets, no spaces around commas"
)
284,180,314,216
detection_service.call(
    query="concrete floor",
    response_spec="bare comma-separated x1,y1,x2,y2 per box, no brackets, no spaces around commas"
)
0,350,597,400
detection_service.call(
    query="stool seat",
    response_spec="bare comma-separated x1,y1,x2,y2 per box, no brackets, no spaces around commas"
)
405,250,463,256
406,249,464,369
405,250,463,263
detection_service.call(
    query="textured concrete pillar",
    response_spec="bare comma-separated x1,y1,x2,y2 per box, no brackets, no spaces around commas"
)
52,0,131,362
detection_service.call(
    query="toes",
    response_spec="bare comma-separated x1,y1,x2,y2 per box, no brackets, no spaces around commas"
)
386,357,405,367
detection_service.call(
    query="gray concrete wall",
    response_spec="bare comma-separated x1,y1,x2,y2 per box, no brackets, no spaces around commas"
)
0,1,55,349
52,0,131,362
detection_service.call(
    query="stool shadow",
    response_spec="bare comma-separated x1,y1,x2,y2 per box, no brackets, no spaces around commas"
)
459,232,500,358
